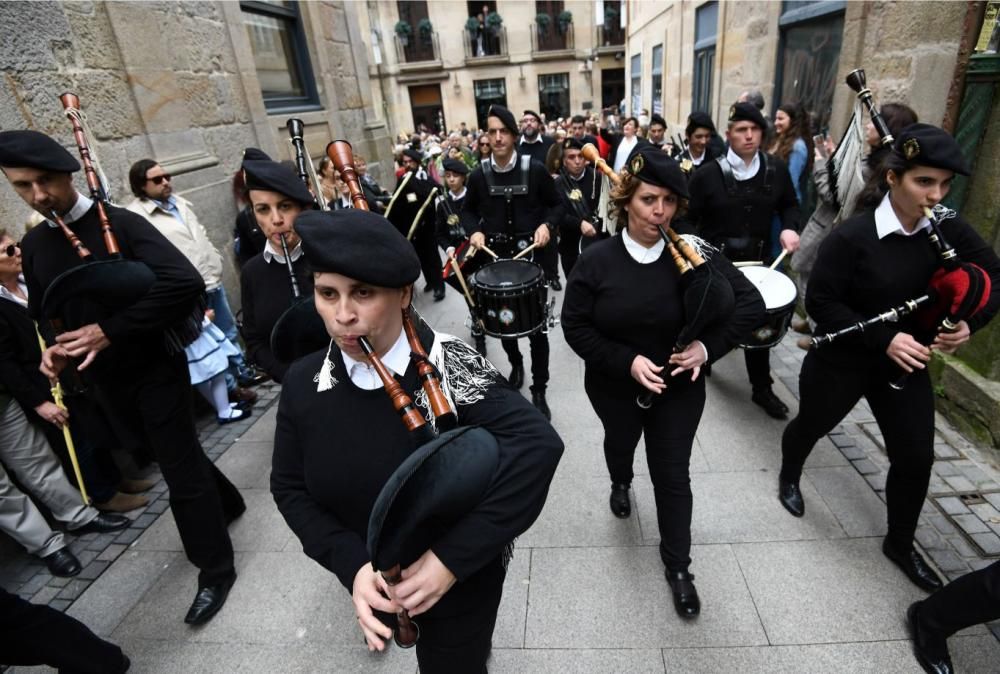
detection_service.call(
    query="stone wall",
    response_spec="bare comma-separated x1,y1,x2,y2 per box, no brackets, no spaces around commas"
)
0,0,389,309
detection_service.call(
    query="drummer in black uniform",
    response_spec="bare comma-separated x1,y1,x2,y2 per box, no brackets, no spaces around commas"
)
555,137,604,276
464,105,564,420
686,103,801,418
271,208,562,673
388,149,445,302
518,110,560,290
239,155,317,383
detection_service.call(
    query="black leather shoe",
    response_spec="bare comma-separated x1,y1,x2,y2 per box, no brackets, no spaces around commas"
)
665,570,701,618
184,573,237,625
433,286,446,302
73,513,131,535
549,276,562,291
907,602,953,674
507,363,524,389
609,482,631,518
531,390,551,420
883,539,943,592
778,478,804,517
422,283,433,293
43,548,82,577
225,500,247,526
752,388,789,419
237,369,268,387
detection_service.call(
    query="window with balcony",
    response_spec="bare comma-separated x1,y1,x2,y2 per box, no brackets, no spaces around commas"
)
651,44,663,116
395,0,437,64
241,0,319,111
538,73,570,121
465,1,504,58
474,78,508,130
692,2,718,113
630,53,641,116
533,0,573,53
598,0,625,48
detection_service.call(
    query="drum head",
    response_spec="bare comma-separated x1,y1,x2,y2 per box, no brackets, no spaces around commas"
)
472,259,542,290
739,266,797,310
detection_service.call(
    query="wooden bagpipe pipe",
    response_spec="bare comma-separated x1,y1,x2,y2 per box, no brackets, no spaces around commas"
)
580,143,736,408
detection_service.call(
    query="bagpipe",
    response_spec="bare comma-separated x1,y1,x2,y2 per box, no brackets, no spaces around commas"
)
580,143,736,409
330,141,502,648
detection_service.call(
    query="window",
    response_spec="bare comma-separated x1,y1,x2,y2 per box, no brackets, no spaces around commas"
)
775,1,846,132
474,78,508,129
693,1,718,113
630,53,641,116
396,0,435,63
651,44,664,116
535,0,568,51
241,1,319,111
538,73,570,120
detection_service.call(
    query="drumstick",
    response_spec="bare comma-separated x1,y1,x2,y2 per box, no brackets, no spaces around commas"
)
769,249,789,271
512,242,539,260
476,244,499,260
448,253,477,308
733,260,764,268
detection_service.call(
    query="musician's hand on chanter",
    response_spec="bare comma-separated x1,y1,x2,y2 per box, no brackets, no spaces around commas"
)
55,323,110,371
779,229,800,253
391,549,456,617
533,224,551,248
631,355,666,394
352,563,399,652
40,345,71,380
580,220,597,238
469,232,486,250
35,401,69,429
932,320,971,354
886,332,931,372
669,340,708,381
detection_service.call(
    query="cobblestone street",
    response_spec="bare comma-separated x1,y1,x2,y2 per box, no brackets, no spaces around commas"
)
3,288,999,673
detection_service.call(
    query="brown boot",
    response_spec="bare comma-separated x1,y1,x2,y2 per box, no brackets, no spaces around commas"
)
118,478,155,494
228,386,258,406
95,491,149,513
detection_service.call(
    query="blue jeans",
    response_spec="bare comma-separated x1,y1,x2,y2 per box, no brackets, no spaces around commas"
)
206,286,251,387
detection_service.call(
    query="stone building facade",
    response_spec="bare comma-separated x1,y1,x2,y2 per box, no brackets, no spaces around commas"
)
0,0,391,305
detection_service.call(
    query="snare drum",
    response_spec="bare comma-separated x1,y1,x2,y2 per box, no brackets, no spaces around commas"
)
471,259,548,338
738,266,798,349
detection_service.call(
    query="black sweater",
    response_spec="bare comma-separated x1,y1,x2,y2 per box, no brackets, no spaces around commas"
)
271,330,563,614
434,191,468,251
239,252,314,383
463,156,563,238
555,167,600,252
562,233,765,390
808,210,1000,367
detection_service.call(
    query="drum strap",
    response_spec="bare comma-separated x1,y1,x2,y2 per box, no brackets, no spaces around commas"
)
482,155,531,235
715,151,774,197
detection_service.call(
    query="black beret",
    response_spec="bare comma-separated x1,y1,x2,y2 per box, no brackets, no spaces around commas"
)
727,102,766,131
626,146,689,199
0,130,80,172
242,147,271,162
402,148,423,164
649,114,668,128
562,137,585,151
487,105,518,136
687,112,717,134
894,123,970,176
522,109,542,123
296,209,420,287
442,158,468,175
242,159,315,205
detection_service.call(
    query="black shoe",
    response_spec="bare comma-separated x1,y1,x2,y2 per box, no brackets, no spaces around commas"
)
433,286,446,302
531,390,551,420
507,363,524,389
752,388,789,419
117,653,131,673
778,478,804,517
883,539,943,592
907,602,953,674
237,370,268,387
184,573,237,625
422,283,433,293
665,570,701,618
73,513,131,535
43,548,82,577
225,500,247,526
549,276,562,291
609,482,631,518
474,335,487,357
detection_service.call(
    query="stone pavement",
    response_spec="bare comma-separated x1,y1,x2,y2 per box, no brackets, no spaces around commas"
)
4,286,1000,673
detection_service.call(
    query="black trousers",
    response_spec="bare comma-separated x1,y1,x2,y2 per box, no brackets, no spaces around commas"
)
414,231,443,291
0,587,126,673
920,560,1000,640
558,238,580,280
781,353,934,551
585,372,705,572
744,348,773,391
501,331,549,391
96,350,243,586
538,239,560,281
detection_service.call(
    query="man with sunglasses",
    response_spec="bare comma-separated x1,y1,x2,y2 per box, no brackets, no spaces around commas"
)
126,159,264,403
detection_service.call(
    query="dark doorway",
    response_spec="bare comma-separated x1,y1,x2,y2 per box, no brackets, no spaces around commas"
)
601,68,625,112
409,84,444,134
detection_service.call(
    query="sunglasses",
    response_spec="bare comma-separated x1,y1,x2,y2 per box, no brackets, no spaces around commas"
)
147,173,171,185
3,242,20,257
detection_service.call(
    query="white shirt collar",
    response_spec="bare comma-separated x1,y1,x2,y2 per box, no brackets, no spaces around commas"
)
0,275,28,308
726,148,761,181
46,192,93,227
622,227,664,264
449,187,467,201
262,239,303,264
690,149,705,166
340,327,410,390
519,135,543,145
490,150,518,174
874,192,932,240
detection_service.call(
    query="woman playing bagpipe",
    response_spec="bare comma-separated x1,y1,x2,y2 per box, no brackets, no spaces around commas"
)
779,124,1000,592
561,146,764,618
270,203,562,672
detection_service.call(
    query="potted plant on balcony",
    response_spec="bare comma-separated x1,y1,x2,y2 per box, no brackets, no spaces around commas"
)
535,12,551,36
485,11,503,36
418,18,433,46
394,20,412,46
465,16,481,37
557,10,573,35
